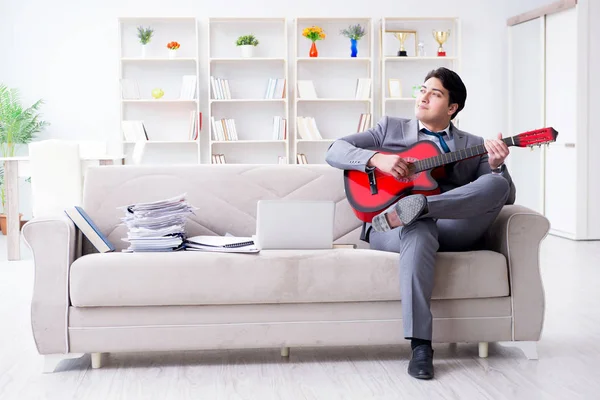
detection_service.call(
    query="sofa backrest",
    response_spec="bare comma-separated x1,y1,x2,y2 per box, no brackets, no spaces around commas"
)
81,164,366,254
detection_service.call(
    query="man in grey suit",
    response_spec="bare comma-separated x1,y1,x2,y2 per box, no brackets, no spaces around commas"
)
325,67,515,380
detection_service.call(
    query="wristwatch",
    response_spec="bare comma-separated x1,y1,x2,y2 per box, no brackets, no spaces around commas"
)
491,163,505,174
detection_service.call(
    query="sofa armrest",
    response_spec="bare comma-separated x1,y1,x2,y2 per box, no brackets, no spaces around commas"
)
485,205,550,341
22,215,78,354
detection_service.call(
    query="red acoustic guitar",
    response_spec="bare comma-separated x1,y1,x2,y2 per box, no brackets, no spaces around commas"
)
344,127,558,223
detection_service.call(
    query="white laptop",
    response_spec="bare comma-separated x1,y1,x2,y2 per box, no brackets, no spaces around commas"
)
255,200,335,250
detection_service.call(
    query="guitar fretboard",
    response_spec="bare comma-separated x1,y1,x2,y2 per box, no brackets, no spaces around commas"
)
413,137,513,173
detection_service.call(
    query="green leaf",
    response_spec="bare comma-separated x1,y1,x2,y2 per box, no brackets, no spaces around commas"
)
0,84,50,157
340,24,366,40
137,26,154,45
236,34,259,46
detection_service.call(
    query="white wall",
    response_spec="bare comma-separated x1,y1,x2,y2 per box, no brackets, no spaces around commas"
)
0,0,554,218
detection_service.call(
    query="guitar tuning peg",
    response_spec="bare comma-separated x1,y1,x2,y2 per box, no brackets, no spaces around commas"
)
530,146,534,152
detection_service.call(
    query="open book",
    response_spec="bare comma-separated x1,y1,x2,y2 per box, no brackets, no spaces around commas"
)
184,235,259,253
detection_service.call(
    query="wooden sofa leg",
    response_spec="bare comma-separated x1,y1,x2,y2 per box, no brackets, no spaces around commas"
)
281,347,290,357
91,353,103,369
43,353,85,373
478,342,489,358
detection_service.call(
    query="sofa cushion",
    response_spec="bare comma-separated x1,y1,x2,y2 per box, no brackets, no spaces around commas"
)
69,249,509,307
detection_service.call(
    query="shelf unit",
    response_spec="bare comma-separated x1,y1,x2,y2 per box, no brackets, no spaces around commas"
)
207,17,289,164
380,17,461,123
117,17,200,164
293,17,375,164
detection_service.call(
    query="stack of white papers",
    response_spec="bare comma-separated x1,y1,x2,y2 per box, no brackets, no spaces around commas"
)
120,193,196,252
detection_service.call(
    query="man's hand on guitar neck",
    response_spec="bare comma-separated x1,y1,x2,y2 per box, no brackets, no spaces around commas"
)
367,153,411,180
484,133,510,170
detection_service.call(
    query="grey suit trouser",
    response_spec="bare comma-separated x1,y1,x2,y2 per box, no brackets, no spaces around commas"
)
369,173,511,341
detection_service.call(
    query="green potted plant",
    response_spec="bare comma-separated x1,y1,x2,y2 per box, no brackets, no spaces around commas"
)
236,34,259,58
137,26,154,58
0,84,49,233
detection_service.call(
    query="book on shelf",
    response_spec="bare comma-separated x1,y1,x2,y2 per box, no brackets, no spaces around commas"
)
355,78,372,100
265,78,286,99
272,116,287,140
211,76,231,100
210,117,238,141
188,111,201,140
297,80,318,99
120,79,140,100
212,154,226,164
278,155,288,164
296,153,308,164
296,116,322,140
132,142,146,165
122,120,149,142
64,206,115,253
179,75,197,100
357,113,372,133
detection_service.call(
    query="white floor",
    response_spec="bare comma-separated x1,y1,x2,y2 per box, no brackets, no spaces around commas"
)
1,234,599,400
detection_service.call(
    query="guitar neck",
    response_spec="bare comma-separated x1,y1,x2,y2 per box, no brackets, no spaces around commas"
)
413,137,514,173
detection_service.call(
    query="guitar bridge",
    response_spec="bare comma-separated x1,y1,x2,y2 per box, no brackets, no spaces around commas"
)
368,170,378,195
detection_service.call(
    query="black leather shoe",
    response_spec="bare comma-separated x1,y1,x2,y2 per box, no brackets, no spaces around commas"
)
408,345,434,380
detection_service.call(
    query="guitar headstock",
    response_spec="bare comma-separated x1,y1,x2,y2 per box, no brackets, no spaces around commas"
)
513,127,558,147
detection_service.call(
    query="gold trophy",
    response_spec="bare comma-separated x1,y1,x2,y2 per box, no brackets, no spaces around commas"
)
392,31,414,57
432,30,451,56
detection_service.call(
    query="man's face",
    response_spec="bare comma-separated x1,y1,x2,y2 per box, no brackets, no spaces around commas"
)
414,77,457,123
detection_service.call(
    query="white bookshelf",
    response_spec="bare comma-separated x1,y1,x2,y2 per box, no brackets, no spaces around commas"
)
380,17,461,123
207,17,289,164
293,17,375,164
118,17,200,164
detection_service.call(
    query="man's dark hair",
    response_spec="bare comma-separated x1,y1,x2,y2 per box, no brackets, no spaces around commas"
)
424,67,467,120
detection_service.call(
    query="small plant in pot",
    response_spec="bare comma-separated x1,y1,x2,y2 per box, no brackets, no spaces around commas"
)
236,34,259,58
167,41,180,59
0,84,49,234
137,26,154,58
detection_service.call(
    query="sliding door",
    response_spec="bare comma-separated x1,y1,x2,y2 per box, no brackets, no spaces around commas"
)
544,7,578,237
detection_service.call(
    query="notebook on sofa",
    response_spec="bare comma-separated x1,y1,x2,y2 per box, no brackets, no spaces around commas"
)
185,235,259,253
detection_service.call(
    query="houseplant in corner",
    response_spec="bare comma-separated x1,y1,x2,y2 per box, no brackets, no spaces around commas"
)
340,24,366,57
137,26,154,58
0,84,49,234
236,34,259,58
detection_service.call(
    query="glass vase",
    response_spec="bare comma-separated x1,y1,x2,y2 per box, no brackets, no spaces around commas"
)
350,39,358,57
309,42,318,57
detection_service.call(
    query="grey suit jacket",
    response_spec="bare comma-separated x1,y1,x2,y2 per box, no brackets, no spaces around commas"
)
325,117,517,242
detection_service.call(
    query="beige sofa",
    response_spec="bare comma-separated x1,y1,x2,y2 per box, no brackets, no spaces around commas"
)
23,164,549,373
